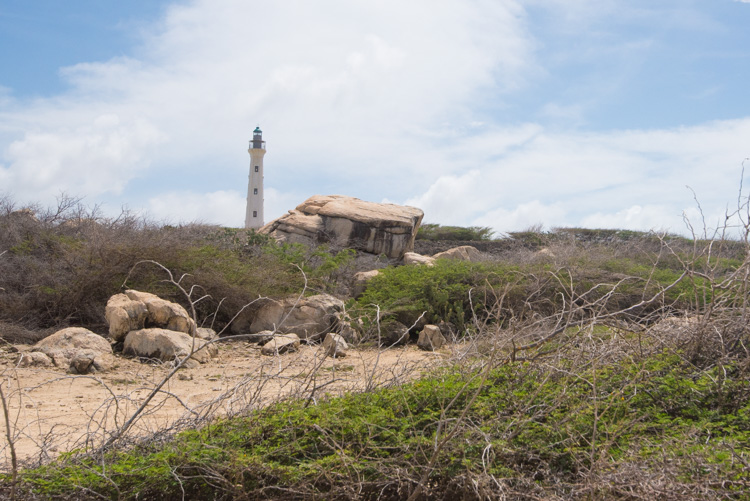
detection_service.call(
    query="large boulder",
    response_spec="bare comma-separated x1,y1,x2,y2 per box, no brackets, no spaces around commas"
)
30,327,114,373
245,294,344,341
260,195,424,259
123,328,217,366
105,290,196,342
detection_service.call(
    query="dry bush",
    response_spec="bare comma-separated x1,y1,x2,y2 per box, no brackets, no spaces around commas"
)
0,195,304,338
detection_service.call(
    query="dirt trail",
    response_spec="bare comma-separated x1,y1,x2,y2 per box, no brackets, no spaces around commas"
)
0,341,445,468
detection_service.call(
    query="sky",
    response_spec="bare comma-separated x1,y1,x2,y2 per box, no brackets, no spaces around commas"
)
1,0,749,237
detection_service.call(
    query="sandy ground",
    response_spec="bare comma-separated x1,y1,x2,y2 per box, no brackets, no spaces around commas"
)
0,340,446,469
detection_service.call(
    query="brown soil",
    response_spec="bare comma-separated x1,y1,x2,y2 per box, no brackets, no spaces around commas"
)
0,340,446,469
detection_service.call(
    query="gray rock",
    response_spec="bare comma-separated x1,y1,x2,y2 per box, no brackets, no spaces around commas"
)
379,320,410,347
260,195,424,259
323,333,348,358
417,325,447,351
261,334,301,356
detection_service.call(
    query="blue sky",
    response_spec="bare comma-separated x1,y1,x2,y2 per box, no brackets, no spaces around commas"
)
1,0,749,236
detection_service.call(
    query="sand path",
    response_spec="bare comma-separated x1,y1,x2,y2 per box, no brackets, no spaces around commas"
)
0,340,445,468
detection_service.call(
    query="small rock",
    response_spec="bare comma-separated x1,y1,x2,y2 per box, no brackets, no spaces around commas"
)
261,334,301,356
403,252,435,266
195,327,218,341
16,352,53,368
335,319,361,344
432,245,482,262
69,354,94,374
352,270,380,297
380,320,410,347
417,325,447,351
323,333,348,358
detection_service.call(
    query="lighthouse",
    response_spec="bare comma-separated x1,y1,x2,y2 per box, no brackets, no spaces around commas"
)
245,126,266,229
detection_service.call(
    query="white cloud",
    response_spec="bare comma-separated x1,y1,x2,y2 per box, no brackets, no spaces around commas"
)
0,0,748,238
0,0,534,219
404,118,750,235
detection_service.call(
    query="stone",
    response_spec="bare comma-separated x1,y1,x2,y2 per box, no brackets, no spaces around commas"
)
105,294,148,342
352,269,381,297
336,320,361,344
323,333,348,358
534,248,556,260
261,334,301,356
417,325,447,351
195,327,218,341
32,327,114,373
437,321,456,340
379,320,410,347
105,290,197,342
260,195,424,259
123,290,197,336
16,351,53,368
123,328,217,365
245,294,344,341
432,245,483,262
403,252,435,266
250,330,275,345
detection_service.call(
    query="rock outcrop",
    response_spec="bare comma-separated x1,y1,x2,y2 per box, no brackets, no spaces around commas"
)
105,290,196,342
23,327,114,373
260,195,423,259
245,294,344,341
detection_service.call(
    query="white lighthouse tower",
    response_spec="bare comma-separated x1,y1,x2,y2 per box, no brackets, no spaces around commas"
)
245,126,266,229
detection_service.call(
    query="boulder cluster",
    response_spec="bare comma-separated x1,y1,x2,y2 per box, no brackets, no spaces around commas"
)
16,195,486,374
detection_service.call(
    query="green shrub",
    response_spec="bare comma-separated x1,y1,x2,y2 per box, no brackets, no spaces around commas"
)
356,260,524,331
417,223,494,241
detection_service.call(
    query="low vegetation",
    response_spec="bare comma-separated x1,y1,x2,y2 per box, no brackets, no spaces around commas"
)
416,223,494,241
1,194,750,499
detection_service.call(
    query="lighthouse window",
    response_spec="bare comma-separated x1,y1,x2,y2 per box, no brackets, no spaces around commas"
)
254,166,259,172
253,188,258,195
253,211,257,218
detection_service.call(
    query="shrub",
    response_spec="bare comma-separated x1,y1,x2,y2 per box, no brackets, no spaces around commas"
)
416,223,495,241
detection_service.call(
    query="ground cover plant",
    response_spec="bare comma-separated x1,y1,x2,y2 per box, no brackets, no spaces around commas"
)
2,194,750,499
